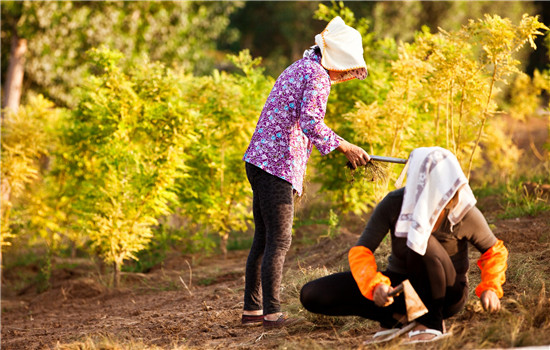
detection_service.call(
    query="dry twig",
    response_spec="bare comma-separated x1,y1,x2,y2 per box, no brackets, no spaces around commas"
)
179,276,193,296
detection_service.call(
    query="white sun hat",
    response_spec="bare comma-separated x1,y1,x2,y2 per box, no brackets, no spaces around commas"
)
315,16,368,83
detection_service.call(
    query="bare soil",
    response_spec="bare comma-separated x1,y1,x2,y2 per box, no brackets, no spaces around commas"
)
2,207,550,350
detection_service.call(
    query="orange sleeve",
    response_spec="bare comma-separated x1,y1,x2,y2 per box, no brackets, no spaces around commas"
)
475,240,508,298
348,245,391,300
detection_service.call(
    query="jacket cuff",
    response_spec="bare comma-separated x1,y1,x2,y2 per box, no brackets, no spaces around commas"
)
475,240,508,298
349,245,391,300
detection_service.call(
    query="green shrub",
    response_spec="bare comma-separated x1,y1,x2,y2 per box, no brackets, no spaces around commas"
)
62,47,197,286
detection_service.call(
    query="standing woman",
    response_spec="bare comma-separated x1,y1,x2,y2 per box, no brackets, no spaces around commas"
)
241,17,371,328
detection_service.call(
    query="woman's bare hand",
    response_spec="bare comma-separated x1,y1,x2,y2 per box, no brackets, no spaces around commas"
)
337,140,370,169
373,284,394,307
481,290,501,313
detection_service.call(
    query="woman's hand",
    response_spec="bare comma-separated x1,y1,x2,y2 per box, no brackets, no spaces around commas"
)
337,140,370,169
480,290,501,313
373,284,394,307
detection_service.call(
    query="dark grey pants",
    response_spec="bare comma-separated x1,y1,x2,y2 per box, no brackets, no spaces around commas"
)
243,162,294,315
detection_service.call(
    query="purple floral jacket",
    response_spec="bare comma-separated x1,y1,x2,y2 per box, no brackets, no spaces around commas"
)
243,48,341,195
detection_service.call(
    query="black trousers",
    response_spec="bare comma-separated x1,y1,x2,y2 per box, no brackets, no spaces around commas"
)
300,236,468,330
243,163,294,315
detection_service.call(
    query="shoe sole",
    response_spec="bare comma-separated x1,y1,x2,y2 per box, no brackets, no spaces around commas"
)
404,331,452,344
364,322,417,344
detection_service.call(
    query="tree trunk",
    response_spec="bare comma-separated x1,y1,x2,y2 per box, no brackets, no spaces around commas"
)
220,232,229,259
70,241,77,259
2,33,27,119
113,261,121,288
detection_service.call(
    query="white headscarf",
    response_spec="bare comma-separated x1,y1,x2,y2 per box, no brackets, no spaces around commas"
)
315,16,368,84
395,147,477,256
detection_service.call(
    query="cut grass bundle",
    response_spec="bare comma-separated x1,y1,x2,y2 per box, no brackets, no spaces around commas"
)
347,161,390,184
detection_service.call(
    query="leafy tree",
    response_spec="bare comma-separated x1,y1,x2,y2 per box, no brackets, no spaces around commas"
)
508,70,549,121
1,1,242,109
226,1,326,77
225,1,540,80
370,1,537,44
0,95,59,263
459,14,548,176
61,47,196,286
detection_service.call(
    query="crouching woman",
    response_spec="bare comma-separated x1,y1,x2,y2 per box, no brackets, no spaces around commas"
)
300,147,508,344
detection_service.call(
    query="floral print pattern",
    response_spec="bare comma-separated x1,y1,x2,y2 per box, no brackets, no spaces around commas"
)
243,49,341,195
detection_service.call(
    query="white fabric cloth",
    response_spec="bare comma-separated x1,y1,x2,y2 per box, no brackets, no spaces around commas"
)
395,147,477,256
314,16,368,83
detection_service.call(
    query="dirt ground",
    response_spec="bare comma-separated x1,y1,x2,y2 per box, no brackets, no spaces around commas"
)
1,205,550,350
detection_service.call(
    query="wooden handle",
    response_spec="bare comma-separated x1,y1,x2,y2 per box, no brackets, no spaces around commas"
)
388,283,404,297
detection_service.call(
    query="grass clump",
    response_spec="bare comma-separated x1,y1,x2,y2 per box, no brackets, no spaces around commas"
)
347,161,390,184
54,334,191,350
474,177,550,219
